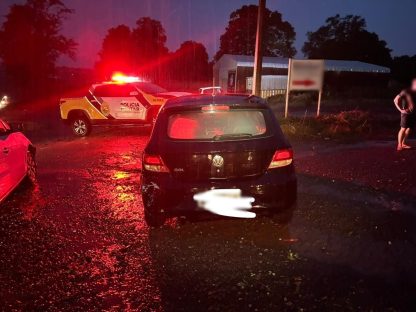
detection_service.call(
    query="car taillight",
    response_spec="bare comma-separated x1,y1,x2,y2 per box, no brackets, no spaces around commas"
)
143,154,169,173
268,148,293,169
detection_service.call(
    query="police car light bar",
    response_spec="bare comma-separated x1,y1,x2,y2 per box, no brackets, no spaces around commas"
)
111,73,141,83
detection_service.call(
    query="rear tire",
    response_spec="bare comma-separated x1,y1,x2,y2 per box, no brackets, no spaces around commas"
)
144,209,166,227
70,116,91,137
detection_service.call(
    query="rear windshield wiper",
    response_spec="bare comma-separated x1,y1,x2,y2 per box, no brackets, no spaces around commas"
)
213,133,253,141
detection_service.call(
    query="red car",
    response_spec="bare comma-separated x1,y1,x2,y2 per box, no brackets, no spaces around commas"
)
0,119,36,203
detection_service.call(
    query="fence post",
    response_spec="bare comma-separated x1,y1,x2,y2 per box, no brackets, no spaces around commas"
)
285,58,292,118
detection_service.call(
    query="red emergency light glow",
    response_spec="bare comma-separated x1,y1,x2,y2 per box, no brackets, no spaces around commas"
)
111,73,141,83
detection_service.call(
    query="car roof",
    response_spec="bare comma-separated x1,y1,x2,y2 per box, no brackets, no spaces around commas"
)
162,94,267,111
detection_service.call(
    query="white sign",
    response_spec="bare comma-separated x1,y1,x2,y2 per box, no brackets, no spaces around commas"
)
285,59,325,118
289,59,324,91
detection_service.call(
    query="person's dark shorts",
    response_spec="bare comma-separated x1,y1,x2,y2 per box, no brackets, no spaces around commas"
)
401,113,415,128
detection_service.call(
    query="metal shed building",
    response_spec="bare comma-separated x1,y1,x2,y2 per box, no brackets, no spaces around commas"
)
213,54,391,95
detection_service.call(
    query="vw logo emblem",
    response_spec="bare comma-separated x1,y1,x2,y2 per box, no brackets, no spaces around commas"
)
212,155,224,168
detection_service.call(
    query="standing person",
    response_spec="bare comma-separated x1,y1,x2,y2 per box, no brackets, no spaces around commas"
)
394,79,416,150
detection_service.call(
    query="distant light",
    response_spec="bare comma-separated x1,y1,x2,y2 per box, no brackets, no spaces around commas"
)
111,73,141,83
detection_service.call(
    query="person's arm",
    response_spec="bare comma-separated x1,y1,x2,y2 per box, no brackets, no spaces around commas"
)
394,91,407,114
405,93,415,113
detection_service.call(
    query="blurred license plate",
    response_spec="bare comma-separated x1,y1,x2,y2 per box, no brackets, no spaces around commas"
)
193,189,256,219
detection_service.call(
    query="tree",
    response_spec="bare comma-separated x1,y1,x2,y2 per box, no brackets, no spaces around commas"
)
96,17,169,82
215,5,296,60
96,25,136,79
171,41,211,85
132,17,169,81
302,15,392,66
391,55,416,84
0,0,76,97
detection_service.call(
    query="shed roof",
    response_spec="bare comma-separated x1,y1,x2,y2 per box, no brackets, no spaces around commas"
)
216,54,390,74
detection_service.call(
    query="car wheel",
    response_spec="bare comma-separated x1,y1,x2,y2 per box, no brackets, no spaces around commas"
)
144,209,166,227
71,116,91,137
26,151,37,185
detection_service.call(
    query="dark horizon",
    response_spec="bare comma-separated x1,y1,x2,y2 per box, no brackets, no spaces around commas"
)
1,0,416,68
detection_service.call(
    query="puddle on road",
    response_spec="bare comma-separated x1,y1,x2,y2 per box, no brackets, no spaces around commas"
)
112,171,131,180
114,185,136,203
91,168,143,227
20,184,45,221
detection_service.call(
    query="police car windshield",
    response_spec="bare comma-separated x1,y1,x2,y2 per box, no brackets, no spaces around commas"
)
134,83,167,94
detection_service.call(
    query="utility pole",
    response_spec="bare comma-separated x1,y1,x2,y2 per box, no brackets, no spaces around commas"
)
252,0,265,96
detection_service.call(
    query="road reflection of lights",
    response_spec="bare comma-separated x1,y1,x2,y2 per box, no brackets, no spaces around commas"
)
279,237,299,243
113,185,136,204
92,167,141,224
21,184,44,221
121,155,132,161
113,171,130,180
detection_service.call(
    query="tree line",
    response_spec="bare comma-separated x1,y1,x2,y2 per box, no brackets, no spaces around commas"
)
0,0,414,99
95,18,211,87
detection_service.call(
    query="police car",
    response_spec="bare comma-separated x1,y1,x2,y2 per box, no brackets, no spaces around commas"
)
60,74,190,136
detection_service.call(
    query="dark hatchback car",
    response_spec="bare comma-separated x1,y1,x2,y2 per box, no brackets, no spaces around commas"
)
140,94,297,226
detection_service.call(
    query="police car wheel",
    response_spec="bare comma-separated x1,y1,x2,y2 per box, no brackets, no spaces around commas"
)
71,117,90,137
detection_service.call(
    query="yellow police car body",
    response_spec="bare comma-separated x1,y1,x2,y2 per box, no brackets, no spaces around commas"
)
60,79,190,137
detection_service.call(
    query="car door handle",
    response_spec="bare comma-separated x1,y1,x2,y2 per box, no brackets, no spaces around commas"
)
3,148,9,155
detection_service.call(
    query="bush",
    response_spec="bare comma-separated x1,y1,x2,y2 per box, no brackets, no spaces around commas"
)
268,92,317,109
279,110,371,140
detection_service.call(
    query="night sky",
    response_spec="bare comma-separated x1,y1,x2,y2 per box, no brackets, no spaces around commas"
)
1,0,415,68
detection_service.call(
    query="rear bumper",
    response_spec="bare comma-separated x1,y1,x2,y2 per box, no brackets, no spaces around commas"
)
141,166,297,216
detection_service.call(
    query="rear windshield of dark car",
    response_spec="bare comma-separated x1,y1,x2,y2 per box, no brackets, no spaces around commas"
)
167,108,269,140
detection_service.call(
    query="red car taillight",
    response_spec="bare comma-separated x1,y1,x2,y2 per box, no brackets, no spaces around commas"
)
143,154,169,173
268,148,293,169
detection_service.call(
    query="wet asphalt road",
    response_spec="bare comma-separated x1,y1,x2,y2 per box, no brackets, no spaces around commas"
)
1,128,416,311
